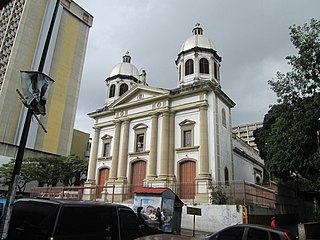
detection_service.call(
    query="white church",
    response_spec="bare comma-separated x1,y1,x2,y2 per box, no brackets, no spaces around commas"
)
84,23,264,204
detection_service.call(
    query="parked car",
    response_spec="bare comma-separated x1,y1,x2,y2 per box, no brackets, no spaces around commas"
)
203,224,296,240
135,233,198,240
6,198,159,240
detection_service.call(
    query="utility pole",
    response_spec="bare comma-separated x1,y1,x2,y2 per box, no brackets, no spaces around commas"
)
0,0,60,239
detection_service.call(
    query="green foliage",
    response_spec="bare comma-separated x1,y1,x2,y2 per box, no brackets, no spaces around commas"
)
255,19,320,190
209,185,228,205
268,18,320,104
0,158,39,193
0,155,88,194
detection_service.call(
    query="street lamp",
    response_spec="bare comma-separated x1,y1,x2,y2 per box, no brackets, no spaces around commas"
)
0,72,54,239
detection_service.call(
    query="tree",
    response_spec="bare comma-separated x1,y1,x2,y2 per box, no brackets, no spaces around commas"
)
0,155,88,194
268,18,320,104
61,154,88,186
0,159,39,193
255,19,320,189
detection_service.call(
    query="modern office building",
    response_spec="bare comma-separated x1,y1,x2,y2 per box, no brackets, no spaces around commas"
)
85,24,264,203
0,0,92,162
232,122,263,151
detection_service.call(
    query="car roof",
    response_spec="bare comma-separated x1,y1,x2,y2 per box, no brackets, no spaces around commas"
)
213,224,291,233
14,198,127,208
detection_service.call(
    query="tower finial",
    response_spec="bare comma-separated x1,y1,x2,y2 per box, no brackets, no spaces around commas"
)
123,51,131,63
192,23,203,35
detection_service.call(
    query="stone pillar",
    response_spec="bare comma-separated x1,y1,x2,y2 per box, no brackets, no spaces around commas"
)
159,112,169,178
83,127,100,200
168,112,175,178
109,121,121,180
148,114,158,178
118,119,130,180
199,105,209,177
194,52,199,80
86,127,100,183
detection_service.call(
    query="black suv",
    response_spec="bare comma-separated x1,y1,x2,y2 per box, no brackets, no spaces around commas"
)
6,198,159,240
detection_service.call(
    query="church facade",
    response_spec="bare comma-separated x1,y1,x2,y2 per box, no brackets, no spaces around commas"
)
85,24,264,203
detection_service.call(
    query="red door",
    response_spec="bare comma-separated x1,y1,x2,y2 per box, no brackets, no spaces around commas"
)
131,161,146,197
180,161,196,199
98,168,109,197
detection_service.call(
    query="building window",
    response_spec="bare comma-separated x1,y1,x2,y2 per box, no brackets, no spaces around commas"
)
109,84,115,98
119,83,128,96
133,124,148,152
183,130,192,147
101,134,112,157
185,59,194,76
136,133,144,152
178,65,181,81
225,167,229,186
214,61,218,79
222,108,226,128
179,119,195,148
103,143,110,157
199,58,209,74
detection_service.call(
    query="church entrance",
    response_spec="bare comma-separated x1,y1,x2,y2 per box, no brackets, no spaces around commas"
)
98,168,109,198
130,160,146,198
179,160,196,199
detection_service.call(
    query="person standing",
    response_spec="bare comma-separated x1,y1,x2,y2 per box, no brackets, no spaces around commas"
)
155,207,162,228
271,216,277,228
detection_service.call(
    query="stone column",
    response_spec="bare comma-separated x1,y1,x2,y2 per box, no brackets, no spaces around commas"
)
148,114,158,178
159,112,169,178
168,112,175,178
194,52,199,80
118,119,130,180
86,127,100,183
199,105,210,177
109,121,121,180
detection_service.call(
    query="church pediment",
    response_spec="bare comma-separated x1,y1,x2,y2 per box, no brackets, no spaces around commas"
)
109,85,170,108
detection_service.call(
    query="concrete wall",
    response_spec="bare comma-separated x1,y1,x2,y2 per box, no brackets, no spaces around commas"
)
181,205,243,233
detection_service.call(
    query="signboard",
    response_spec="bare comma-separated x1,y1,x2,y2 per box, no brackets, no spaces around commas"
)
187,206,201,216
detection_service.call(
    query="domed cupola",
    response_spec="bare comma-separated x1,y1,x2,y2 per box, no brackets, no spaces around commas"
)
105,52,147,106
175,23,222,88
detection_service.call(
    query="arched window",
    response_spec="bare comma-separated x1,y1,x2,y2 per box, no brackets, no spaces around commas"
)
222,108,226,128
109,84,115,98
185,59,194,76
224,167,229,186
119,83,128,96
199,58,209,74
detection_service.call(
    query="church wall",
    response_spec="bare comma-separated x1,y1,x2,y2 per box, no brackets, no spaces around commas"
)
232,138,264,183
171,95,200,107
174,108,200,177
217,98,233,183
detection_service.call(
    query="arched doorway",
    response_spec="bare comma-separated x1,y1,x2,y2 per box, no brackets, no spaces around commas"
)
131,160,146,197
179,160,196,199
98,168,109,198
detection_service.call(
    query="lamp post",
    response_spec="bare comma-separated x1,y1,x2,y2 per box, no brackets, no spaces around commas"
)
0,72,54,239
0,0,60,238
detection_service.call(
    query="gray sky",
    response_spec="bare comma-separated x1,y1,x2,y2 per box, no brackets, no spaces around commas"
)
74,0,320,136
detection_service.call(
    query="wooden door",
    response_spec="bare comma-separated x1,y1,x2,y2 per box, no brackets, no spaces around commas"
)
131,161,146,197
98,168,109,198
180,161,196,199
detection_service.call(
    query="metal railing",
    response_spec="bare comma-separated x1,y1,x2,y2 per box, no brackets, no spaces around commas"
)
30,180,276,208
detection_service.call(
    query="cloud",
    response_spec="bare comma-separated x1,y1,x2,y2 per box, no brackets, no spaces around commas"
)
74,0,320,136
